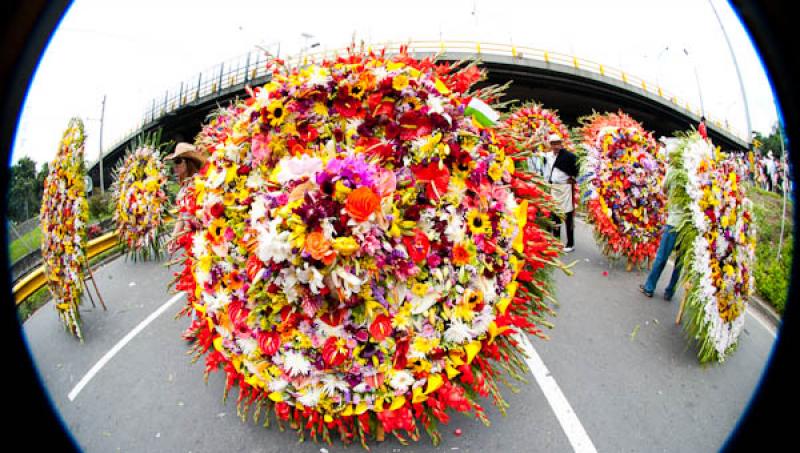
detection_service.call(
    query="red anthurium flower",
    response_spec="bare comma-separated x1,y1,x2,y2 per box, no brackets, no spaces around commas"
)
257,330,281,356
274,402,291,420
393,336,410,369
402,228,430,263
320,308,345,326
322,337,349,367
246,255,264,282
369,314,393,342
412,162,450,201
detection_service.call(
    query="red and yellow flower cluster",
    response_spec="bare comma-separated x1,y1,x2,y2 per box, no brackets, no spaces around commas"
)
174,47,563,446
579,112,667,268
40,118,89,340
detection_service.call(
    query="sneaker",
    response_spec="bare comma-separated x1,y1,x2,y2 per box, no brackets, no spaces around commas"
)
639,284,653,298
563,246,574,253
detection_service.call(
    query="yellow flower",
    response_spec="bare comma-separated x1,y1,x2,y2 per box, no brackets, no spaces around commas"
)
266,99,286,127
488,162,503,181
392,74,409,91
333,180,352,203
333,236,359,256
411,282,428,297
466,209,492,235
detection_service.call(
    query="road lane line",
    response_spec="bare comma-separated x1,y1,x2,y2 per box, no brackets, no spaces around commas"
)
68,292,185,401
516,333,598,453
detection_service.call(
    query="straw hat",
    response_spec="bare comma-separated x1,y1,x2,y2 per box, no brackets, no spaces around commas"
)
165,142,208,165
547,134,563,143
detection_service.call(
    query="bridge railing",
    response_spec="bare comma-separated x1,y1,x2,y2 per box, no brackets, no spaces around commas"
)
94,40,746,167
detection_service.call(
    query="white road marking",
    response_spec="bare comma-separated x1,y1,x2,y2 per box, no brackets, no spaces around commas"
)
68,292,185,401
516,333,598,453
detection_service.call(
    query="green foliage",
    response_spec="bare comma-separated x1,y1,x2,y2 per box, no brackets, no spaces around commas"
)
752,122,785,157
16,286,51,322
747,183,793,314
88,191,113,221
8,156,42,222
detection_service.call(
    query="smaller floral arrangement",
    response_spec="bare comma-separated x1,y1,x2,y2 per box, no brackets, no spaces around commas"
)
111,136,169,261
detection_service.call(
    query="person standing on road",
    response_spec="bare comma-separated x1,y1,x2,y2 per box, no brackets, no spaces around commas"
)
640,147,684,301
164,142,208,254
543,134,578,252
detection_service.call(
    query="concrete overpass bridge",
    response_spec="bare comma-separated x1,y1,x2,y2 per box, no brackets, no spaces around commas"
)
87,41,750,191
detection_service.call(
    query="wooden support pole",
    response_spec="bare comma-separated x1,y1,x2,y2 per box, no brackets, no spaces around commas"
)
83,257,107,311
675,282,691,325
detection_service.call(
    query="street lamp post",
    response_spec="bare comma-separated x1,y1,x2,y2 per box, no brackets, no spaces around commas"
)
708,0,752,141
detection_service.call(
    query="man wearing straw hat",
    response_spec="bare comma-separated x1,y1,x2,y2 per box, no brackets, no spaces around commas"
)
165,142,208,253
543,134,578,252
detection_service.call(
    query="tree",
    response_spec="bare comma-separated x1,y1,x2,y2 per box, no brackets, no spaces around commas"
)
752,122,784,157
8,157,41,222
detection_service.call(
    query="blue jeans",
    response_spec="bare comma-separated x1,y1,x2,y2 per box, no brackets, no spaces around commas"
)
643,225,682,299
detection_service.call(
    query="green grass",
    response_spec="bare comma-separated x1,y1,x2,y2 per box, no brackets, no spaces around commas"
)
9,226,42,263
747,183,794,314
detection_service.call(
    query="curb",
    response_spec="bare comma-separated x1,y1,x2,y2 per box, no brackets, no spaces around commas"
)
748,293,782,330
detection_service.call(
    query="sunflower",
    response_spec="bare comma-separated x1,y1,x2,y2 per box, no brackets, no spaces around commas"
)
466,209,492,236
266,99,287,127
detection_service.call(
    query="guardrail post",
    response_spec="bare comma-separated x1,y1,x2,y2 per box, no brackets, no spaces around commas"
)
573,56,579,69
621,72,628,84
599,64,605,76
178,81,184,106
476,42,481,55
658,87,663,97
544,51,549,63
244,52,251,82
641,80,647,91
196,72,202,100
163,90,168,112
217,63,224,93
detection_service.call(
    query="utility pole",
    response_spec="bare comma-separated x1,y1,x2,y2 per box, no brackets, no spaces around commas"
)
99,94,106,194
708,0,752,141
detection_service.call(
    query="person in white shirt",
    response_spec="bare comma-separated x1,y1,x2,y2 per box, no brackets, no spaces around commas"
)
543,134,578,252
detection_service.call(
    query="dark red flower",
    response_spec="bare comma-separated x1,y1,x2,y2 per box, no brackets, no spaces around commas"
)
398,110,432,141
322,337,349,367
412,162,450,201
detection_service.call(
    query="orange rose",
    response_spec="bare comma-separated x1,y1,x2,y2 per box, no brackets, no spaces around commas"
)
451,243,471,266
345,186,380,222
305,231,335,264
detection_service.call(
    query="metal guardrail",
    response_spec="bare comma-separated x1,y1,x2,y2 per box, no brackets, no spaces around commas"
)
13,231,119,305
89,40,747,169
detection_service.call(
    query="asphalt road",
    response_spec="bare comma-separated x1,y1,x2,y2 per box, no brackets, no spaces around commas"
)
21,220,777,452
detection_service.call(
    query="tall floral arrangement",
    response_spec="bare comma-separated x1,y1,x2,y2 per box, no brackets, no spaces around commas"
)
174,47,564,447
111,134,169,261
674,133,756,363
578,111,666,269
40,117,89,340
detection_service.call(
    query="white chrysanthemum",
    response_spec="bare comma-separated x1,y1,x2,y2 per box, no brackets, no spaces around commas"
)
444,318,474,344
283,350,312,377
203,290,230,315
246,170,266,190
388,370,414,393
307,66,332,87
255,218,291,263
331,267,363,299
297,386,323,407
444,210,466,244
320,375,349,396
268,377,289,393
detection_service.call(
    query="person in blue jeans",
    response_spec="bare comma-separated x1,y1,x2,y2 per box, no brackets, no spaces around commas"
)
640,147,685,301
640,224,682,300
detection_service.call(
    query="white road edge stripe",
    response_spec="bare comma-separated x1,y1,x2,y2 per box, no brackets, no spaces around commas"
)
68,292,185,401
515,333,598,453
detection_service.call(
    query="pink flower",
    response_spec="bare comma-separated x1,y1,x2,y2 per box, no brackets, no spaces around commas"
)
252,133,270,163
376,168,397,197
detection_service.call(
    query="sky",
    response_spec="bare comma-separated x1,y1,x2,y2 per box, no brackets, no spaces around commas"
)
10,0,779,167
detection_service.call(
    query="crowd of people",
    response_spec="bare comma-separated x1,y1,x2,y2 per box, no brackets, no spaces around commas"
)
720,149,792,195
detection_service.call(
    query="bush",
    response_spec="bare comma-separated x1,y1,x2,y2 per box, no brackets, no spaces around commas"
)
88,191,114,221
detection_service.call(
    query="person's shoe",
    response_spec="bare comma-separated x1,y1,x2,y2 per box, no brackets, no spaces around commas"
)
664,292,673,302
639,284,653,297
563,246,575,253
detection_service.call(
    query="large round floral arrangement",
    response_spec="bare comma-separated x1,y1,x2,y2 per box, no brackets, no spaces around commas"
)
111,142,169,261
176,48,564,446
40,118,89,340
578,111,666,268
502,102,574,153
674,133,756,363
